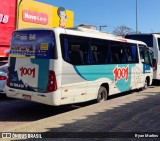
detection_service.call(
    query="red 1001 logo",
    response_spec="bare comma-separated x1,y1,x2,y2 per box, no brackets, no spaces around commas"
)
113,66,128,82
20,67,35,78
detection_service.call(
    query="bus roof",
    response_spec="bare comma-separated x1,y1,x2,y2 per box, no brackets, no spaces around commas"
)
125,33,160,36
62,27,147,45
14,27,147,46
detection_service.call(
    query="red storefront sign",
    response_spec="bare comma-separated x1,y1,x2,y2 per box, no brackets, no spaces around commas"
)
0,14,9,24
0,47,10,57
0,0,16,46
22,10,48,25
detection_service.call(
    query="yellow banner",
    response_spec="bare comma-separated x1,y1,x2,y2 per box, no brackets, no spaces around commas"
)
17,0,74,29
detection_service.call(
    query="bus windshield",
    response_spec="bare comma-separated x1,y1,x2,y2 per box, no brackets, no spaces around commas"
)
10,30,57,59
125,35,153,47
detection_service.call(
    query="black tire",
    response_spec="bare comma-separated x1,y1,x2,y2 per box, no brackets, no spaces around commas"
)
97,86,108,103
139,78,148,91
144,78,148,89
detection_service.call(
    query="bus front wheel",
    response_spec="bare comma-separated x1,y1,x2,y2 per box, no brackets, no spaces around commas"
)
144,78,148,89
97,86,107,103
140,78,149,91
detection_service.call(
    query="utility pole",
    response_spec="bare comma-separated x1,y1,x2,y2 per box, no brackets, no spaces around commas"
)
16,0,23,29
136,0,138,33
99,25,107,31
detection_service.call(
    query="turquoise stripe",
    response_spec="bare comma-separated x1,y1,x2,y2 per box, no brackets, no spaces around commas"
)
31,59,50,93
73,64,135,92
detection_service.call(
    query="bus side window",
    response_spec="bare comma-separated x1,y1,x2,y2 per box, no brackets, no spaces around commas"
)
110,41,125,64
90,38,110,65
90,46,98,64
69,45,84,65
124,44,138,63
97,48,107,64
60,34,90,65
112,53,119,64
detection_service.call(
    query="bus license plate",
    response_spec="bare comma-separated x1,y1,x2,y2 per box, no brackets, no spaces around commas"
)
22,94,31,101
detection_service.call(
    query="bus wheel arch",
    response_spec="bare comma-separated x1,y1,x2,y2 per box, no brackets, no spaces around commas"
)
96,83,109,103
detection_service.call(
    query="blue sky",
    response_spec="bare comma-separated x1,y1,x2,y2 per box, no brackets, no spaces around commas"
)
36,0,160,33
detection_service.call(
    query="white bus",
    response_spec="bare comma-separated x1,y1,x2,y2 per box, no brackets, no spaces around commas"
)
6,27,154,106
125,33,160,80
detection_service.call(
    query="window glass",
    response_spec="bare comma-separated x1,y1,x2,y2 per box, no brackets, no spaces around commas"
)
139,47,144,61
124,43,138,63
139,47,152,66
110,41,123,64
60,35,111,65
60,34,90,65
109,42,138,64
125,35,153,47
11,30,57,59
90,38,110,64
60,34,139,65
157,38,160,51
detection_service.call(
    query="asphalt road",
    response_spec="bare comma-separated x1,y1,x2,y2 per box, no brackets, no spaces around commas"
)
0,82,160,141
0,93,97,132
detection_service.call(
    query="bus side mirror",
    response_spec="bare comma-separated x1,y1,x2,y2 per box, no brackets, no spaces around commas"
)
152,58,157,71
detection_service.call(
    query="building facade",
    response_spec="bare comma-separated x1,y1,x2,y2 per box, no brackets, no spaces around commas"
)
0,0,74,60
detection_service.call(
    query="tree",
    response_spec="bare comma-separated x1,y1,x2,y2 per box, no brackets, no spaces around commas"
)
112,25,133,37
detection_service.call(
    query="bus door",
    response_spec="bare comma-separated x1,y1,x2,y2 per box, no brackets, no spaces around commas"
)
139,46,153,84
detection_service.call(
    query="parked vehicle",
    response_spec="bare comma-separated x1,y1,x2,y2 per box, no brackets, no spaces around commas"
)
125,33,160,80
6,27,153,106
0,60,8,66
0,63,8,94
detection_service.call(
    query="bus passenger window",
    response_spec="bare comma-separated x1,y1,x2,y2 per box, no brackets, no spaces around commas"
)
69,45,84,65
90,46,98,64
98,50,106,64
112,53,119,64
123,44,138,63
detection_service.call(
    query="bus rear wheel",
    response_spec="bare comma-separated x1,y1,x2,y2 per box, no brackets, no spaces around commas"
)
97,86,107,103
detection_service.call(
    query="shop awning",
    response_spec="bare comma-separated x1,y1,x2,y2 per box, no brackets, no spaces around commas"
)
0,47,10,57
